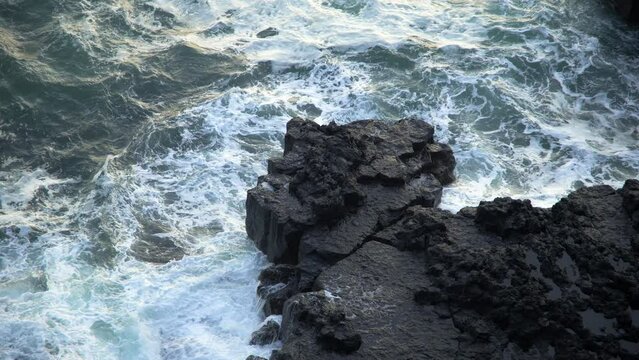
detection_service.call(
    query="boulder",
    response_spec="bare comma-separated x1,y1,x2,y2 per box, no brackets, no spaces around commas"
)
278,291,362,356
257,27,279,38
249,320,280,346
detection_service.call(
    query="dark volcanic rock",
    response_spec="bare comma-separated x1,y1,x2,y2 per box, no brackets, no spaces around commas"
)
279,291,362,355
246,117,639,359
271,187,639,359
257,264,298,316
311,241,456,359
256,27,279,38
246,356,267,360
475,197,547,237
247,117,455,295
250,320,280,346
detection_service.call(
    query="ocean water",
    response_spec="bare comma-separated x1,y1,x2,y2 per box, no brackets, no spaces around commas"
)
0,0,637,359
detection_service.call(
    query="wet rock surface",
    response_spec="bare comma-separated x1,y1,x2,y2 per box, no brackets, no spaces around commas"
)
256,27,279,38
246,118,639,359
250,319,281,346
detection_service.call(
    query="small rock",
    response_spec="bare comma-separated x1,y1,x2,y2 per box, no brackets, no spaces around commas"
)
129,235,184,264
249,320,280,346
269,351,293,360
201,22,234,36
245,356,267,360
256,27,278,38
297,103,322,118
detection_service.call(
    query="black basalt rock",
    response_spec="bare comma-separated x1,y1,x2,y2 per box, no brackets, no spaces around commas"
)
270,189,638,359
246,117,639,359
475,197,547,237
246,117,455,291
249,320,280,346
256,27,279,38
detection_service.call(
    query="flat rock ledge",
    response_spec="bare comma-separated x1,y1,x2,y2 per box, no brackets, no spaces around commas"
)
246,118,639,360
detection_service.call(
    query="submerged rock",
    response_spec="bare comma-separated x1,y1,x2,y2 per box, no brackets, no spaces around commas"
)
246,118,639,359
129,221,185,264
129,234,185,264
201,22,234,36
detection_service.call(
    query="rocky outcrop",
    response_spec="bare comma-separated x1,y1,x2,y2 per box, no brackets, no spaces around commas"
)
246,118,639,359
246,117,455,293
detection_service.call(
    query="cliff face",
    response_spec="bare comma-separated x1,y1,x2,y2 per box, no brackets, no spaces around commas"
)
246,118,639,360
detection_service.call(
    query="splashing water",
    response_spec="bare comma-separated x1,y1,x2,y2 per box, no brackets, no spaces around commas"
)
0,0,638,359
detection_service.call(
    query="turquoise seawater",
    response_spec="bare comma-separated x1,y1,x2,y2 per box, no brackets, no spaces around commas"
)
0,1,638,359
